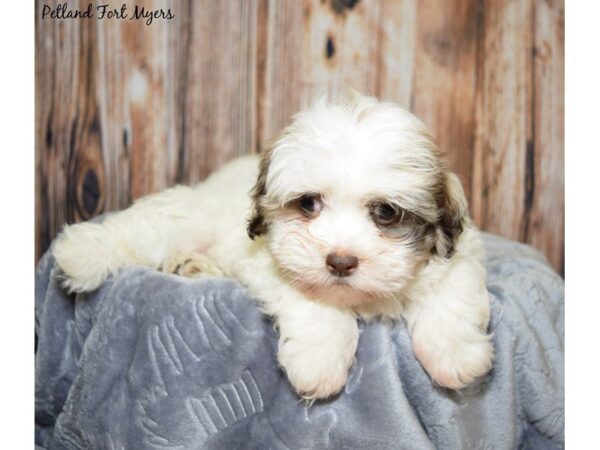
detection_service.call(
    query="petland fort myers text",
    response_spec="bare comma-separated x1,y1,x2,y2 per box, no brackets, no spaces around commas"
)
41,3,175,26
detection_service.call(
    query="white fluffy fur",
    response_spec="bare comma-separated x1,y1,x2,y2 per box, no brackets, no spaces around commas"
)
53,93,493,399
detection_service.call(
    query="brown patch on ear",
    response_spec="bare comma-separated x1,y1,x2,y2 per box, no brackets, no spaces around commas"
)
247,149,271,239
434,172,467,258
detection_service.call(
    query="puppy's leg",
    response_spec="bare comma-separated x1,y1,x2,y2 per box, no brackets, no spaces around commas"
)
53,185,201,292
253,280,359,400
403,255,494,389
277,299,358,399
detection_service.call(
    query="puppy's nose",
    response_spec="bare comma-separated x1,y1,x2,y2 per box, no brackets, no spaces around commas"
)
326,253,359,277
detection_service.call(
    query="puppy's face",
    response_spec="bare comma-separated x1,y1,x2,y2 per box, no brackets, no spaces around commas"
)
248,94,467,306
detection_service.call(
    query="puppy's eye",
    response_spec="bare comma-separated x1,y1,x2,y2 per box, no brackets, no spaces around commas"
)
372,203,401,226
298,194,322,216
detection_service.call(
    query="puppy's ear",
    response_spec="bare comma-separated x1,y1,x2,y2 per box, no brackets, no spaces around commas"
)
434,172,468,258
247,150,271,240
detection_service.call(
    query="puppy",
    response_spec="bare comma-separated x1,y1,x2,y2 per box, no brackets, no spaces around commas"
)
53,92,493,399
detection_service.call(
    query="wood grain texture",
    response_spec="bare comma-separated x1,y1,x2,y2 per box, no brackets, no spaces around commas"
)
471,0,565,272
257,0,305,147
36,0,106,260
35,0,564,274
375,0,416,109
530,0,564,274
182,0,258,183
300,0,381,101
409,0,478,202
472,0,533,240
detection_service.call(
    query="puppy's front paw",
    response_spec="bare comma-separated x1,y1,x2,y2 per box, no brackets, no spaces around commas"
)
163,252,223,278
53,222,117,293
278,337,354,400
413,325,494,389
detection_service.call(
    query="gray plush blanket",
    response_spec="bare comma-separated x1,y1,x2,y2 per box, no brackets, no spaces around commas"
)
35,234,564,450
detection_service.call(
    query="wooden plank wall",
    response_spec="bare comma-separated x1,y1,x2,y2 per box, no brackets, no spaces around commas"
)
36,0,564,274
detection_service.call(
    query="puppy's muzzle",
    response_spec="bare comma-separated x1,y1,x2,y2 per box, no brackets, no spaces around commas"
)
326,253,359,278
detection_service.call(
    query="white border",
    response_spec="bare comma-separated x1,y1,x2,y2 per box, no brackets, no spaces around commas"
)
1,0,592,446
0,1,34,447
565,0,600,447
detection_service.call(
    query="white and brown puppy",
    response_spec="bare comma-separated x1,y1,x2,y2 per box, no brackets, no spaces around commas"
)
53,92,493,399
